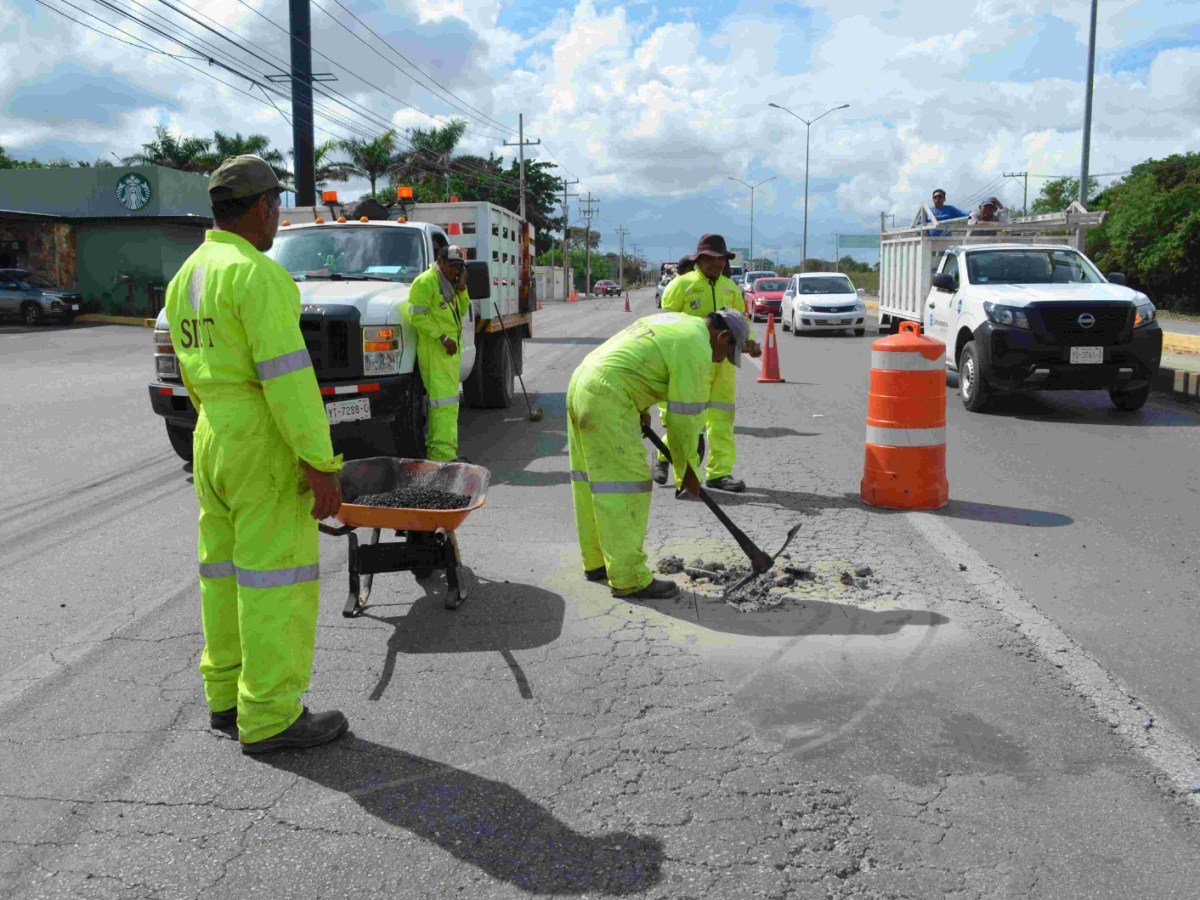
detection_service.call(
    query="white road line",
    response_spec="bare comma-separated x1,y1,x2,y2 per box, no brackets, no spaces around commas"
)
908,511,1200,805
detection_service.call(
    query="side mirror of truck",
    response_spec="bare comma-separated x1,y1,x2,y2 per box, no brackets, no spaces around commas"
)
931,273,957,292
465,260,491,300
1107,272,1126,286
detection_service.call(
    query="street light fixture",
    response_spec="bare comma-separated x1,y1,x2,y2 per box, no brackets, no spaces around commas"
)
727,175,776,269
768,101,849,272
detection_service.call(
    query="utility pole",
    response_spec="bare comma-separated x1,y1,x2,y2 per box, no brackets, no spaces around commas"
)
504,113,540,221
1080,0,1098,206
580,193,599,296
1003,171,1029,216
560,178,579,301
631,243,641,284
287,0,315,205
615,225,629,289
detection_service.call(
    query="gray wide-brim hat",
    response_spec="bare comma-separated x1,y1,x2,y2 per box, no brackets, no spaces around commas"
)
208,155,283,201
717,307,749,367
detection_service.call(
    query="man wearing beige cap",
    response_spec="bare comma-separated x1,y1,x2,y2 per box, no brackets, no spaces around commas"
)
165,155,348,755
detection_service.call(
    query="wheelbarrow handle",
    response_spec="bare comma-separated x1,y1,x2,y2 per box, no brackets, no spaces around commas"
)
641,425,772,572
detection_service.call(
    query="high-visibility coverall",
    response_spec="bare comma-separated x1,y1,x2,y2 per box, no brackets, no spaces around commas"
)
659,269,746,481
166,230,342,745
404,265,469,461
569,313,712,593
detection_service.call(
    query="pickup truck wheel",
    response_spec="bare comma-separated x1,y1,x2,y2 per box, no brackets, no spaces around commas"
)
461,331,513,409
1110,385,1149,412
165,423,194,462
21,302,44,326
392,378,428,459
958,342,992,412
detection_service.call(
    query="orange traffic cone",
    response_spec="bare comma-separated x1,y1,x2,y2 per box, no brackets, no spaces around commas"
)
757,312,784,383
624,291,631,312
569,288,578,303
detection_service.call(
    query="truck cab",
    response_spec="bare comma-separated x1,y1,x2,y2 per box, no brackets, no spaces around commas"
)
149,199,534,461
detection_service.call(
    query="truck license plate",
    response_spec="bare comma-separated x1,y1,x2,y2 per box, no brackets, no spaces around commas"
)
1069,347,1103,365
326,396,371,425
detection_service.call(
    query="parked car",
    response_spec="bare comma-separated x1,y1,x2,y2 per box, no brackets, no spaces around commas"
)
655,273,674,307
746,277,790,322
0,269,81,326
780,273,868,336
594,279,620,297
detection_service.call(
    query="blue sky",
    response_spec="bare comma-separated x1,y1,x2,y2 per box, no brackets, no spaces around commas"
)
2,0,1197,265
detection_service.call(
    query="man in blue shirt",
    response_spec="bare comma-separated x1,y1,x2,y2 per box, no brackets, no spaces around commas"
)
927,188,968,236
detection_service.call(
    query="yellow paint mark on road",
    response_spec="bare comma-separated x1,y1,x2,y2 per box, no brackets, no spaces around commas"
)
77,314,157,327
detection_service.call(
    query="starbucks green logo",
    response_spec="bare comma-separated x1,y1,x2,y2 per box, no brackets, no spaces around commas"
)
116,173,151,211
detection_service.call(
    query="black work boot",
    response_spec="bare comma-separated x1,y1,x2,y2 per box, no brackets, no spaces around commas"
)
241,707,349,755
705,475,746,493
210,707,237,732
613,578,680,600
584,565,607,582
652,459,669,485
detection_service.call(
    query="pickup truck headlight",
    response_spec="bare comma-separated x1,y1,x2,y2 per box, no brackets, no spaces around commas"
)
362,325,400,375
983,302,1030,330
1134,300,1156,328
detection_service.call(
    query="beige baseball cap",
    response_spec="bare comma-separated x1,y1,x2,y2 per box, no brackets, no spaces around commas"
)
208,155,283,201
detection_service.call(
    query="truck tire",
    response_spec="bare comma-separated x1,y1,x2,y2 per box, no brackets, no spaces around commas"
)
166,423,194,462
1109,385,1149,412
462,331,514,409
391,377,428,459
958,341,992,412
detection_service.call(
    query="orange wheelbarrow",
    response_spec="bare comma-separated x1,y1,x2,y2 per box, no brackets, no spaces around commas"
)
318,457,490,617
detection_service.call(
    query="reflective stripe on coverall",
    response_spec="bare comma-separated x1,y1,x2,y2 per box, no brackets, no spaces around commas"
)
568,313,712,592
166,230,342,745
404,265,470,461
658,269,746,481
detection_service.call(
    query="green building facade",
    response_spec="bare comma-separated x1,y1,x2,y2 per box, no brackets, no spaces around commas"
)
0,166,211,315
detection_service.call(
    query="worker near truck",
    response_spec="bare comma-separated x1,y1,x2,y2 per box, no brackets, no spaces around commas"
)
969,196,1011,226
569,309,750,600
403,245,471,462
166,155,348,755
656,234,761,493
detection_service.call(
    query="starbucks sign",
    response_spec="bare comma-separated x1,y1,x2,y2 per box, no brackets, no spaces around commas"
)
116,173,152,211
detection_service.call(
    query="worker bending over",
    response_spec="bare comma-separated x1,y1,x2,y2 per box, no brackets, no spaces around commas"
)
404,245,471,461
167,155,347,755
657,234,760,492
569,309,750,600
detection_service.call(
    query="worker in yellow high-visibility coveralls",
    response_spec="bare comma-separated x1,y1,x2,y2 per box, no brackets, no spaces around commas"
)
569,308,750,600
403,245,470,461
166,156,348,755
657,234,761,492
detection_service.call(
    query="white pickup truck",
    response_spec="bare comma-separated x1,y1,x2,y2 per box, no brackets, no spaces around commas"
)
149,198,535,460
878,203,1162,412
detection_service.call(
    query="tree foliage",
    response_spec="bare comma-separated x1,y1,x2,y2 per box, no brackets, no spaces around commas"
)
1030,176,1100,215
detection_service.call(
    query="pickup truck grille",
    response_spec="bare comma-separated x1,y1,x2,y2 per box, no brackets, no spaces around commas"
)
1033,303,1131,345
300,306,362,380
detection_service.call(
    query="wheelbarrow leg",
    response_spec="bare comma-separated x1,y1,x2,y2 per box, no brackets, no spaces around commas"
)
343,528,380,618
443,531,466,610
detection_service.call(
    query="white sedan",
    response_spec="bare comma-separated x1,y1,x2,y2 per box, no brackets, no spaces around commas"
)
780,273,869,336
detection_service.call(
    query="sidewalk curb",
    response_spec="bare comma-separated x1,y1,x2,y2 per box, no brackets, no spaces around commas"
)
1154,364,1200,403
77,314,157,327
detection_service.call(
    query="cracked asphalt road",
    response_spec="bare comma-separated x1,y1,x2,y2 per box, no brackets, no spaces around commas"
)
2,292,1199,898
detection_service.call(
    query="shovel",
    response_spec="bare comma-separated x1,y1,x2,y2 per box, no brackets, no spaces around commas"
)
642,425,800,595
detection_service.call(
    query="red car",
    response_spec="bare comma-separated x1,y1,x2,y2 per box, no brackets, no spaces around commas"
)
593,279,620,296
746,277,789,321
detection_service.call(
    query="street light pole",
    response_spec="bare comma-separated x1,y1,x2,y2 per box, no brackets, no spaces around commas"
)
727,175,776,267
1080,0,1098,206
768,102,850,272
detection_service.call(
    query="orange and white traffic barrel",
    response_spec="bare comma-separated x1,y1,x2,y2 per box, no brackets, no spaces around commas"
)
860,322,948,509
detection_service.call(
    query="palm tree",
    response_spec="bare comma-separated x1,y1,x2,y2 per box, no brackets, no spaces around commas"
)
401,120,467,193
124,126,213,173
337,130,403,196
313,140,355,190
210,131,290,182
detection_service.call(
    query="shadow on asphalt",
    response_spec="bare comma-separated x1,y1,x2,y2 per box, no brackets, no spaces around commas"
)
637,590,948,638
734,425,822,438
360,571,564,701
525,336,608,346
460,393,572,488
262,736,665,894
945,374,1200,426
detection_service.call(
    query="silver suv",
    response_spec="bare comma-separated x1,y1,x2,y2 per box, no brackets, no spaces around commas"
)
0,269,81,326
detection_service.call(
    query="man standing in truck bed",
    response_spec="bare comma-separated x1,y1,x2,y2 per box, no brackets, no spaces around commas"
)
404,245,471,461
166,155,347,755
657,234,759,492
